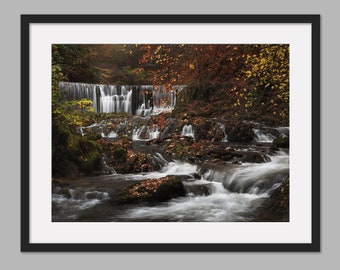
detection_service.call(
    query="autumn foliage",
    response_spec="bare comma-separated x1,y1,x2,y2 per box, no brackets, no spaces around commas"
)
127,44,289,124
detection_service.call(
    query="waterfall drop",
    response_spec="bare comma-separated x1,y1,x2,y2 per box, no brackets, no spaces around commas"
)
59,82,184,115
181,124,195,139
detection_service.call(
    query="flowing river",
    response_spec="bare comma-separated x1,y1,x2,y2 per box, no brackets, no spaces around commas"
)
52,149,289,222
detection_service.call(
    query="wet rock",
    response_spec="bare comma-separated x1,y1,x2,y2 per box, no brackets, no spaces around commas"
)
184,184,211,196
272,135,289,148
52,179,71,198
236,151,270,163
226,121,254,142
114,176,186,204
255,178,289,221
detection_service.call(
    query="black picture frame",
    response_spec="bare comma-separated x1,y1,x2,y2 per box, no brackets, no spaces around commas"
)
21,14,320,252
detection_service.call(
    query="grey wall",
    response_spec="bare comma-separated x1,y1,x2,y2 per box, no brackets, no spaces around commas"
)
1,1,335,269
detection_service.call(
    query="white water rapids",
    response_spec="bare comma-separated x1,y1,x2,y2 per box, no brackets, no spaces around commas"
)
52,151,289,222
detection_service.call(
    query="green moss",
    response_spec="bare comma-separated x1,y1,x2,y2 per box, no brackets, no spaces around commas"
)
52,122,103,177
112,146,127,163
272,135,289,148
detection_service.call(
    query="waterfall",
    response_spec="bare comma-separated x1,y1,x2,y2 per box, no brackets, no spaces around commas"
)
102,157,117,174
133,126,160,141
60,82,184,115
253,129,275,143
101,130,118,138
77,120,106,136
220,125,228,142
182,124,195,139
151,85,179,115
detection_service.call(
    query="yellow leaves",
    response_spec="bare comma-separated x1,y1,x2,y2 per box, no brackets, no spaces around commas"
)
189,64,195,70
252,65,259,72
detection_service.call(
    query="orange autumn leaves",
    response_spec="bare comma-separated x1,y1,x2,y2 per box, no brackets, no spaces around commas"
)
127,178,167,197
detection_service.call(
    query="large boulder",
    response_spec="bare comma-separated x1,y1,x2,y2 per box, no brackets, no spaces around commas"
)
255,178,289,221
114,176,186,204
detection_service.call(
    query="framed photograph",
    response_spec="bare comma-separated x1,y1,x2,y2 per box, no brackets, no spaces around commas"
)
21,15,320,251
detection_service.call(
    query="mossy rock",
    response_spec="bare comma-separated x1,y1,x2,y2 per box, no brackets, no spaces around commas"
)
227,122,254,142
52,125,103,177
272,135,289,148
112,146,127,162
114,176,185,204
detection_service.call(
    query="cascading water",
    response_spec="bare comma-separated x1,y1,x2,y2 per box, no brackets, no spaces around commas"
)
99,85,132,114
113,152,288,222
276,127,289,137
59,82,133,113
207,152,289,195
60,82,184,115
182,124,195,139
220,124,228,142
132,126,160,141
151,85,179,115
52,151,289,222
52,188,110,221
101,130,118,138
253,129,275,143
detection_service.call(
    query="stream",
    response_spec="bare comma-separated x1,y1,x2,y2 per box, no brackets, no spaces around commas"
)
53,82,289,222
52,146,289,222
